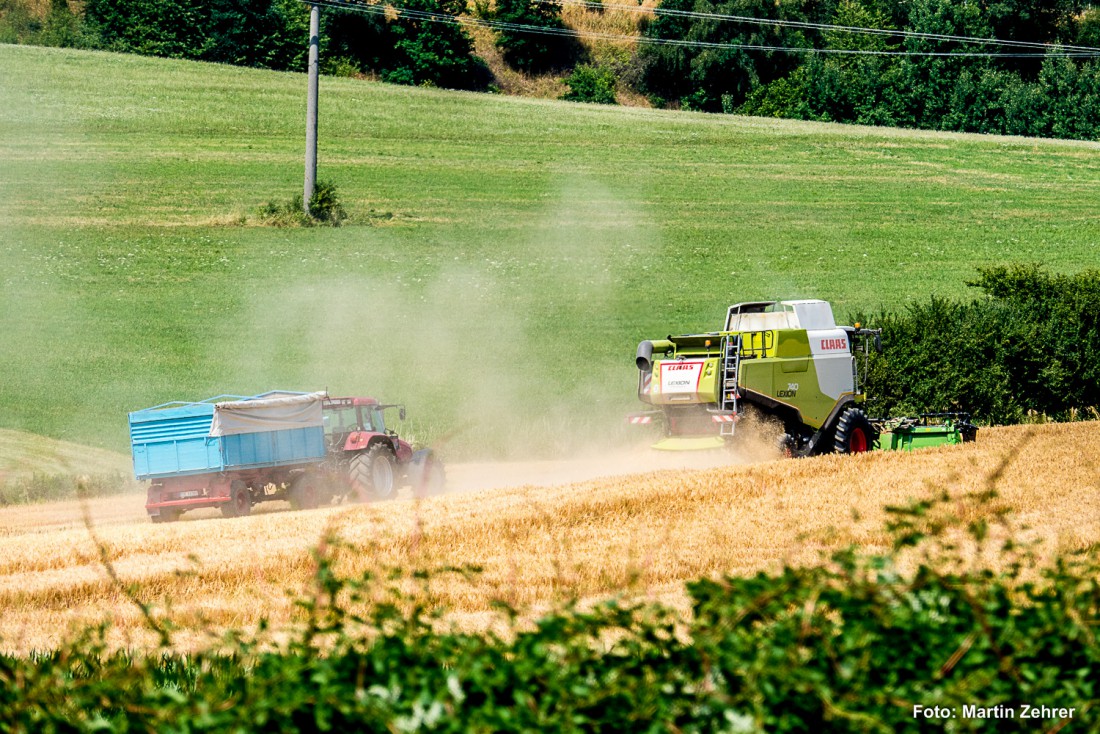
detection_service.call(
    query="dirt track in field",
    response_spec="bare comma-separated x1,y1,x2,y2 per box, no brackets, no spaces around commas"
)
0,442,771,533
1,422,1099,654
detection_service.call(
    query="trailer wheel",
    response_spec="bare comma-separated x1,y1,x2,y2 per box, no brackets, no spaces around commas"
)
289,473,323,511
349,444,397,501
222,480,252,518
834,408,876,454
151,508,180,524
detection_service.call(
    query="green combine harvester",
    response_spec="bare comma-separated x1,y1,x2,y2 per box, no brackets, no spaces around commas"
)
630,299,976,455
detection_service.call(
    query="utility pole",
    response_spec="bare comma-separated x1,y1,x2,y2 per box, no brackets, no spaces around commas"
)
303,2,320,216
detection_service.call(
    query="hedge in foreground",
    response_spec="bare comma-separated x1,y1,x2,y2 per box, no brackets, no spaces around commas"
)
1,490,1096,732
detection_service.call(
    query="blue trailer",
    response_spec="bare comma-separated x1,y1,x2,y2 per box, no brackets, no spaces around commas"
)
130,391,327,522
130,390,445,522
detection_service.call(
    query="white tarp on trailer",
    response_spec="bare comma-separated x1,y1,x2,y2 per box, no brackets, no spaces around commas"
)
208,391,327,437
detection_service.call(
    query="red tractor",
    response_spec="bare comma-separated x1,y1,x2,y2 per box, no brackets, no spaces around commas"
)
317,396,445,503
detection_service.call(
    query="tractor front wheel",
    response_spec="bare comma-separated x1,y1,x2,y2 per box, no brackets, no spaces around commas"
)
834,408,876,454
349,444,397,502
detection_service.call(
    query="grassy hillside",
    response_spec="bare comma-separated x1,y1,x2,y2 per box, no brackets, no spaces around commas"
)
3,44,1100,456
0,429,137,505
0,429,130,477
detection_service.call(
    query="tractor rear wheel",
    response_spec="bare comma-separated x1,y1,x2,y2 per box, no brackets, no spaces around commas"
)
349,444,397,502
834,408,876,454
221,480,252,518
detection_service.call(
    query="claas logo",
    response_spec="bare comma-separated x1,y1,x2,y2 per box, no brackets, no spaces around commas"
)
665,363,698,371
820,338,848,350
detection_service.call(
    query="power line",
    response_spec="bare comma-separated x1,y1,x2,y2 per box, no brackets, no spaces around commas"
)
304,0,1100,58
546,0,1100,54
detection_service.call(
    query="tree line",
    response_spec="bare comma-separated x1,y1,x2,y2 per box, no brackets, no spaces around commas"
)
664,0,1100,140
6,0,1100,138
0,0,576,89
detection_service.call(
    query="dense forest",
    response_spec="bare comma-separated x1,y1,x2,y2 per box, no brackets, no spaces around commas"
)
4,0,1100,138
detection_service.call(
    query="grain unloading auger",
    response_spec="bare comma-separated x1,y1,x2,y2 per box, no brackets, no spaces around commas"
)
629,299,976,455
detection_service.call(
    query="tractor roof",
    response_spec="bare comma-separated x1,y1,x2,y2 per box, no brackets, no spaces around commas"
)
323,396,380,407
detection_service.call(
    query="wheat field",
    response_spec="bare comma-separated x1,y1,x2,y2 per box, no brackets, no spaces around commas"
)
0,422,1097,653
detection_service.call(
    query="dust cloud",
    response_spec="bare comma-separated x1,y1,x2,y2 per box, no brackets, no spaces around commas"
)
212,170,792,493
219,176,675,464
446,434,783,495
193,176,787,490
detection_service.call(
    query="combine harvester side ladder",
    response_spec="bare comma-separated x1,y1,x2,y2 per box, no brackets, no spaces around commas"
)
719,334,742,435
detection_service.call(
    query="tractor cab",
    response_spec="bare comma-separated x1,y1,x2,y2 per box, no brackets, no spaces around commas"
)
322,397,381,446
322,396,409,448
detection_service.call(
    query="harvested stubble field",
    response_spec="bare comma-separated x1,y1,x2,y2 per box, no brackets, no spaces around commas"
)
0,421,1096,654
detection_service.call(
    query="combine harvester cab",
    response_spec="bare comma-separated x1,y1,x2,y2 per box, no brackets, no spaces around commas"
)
631,299,883,455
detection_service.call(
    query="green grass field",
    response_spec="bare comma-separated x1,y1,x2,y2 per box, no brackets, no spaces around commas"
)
3,43,1100,457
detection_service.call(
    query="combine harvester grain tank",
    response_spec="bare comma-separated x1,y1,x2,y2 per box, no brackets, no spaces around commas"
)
630,299,976,455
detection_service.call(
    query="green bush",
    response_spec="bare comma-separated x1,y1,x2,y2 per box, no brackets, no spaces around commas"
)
258,196,311,227
308,179,347,225
860,264,1100,424
561,64,617,104
687,494,1100,732
82,0,310,69
738,67,811,118
638,0,816,113
0,0,35,45
80,0,486,87
637,0,1100,142
84,0,214,59
258,180,346,227
0,0,88,47
380,0,490,89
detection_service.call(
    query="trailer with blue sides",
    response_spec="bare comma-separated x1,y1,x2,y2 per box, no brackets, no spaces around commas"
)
129,390,445,523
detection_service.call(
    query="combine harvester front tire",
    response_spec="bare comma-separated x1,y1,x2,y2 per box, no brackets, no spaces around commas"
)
834,408,877,454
